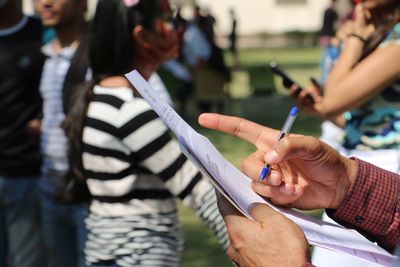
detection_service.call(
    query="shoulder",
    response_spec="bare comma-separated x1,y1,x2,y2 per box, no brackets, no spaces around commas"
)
0,15,42,42
26,16,43,29
24,16,43,40
91,85,134,112
120,96,153,117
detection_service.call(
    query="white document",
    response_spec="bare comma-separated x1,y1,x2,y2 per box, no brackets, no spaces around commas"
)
125,70,396,266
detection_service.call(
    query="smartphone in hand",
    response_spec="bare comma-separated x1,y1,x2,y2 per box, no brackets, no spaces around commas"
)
270,61,304,90
310,77,324,95
270,61,314,103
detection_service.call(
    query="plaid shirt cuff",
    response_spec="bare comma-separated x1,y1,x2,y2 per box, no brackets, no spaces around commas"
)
327,158,400,252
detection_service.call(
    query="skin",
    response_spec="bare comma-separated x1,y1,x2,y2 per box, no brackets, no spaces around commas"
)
218,195,310,267
34,0,87,51
101,0,179,88
198,113,357,210
291,2,400,122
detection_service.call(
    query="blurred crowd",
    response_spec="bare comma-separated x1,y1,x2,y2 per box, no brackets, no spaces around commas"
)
1,0,232,266
0,0,399,267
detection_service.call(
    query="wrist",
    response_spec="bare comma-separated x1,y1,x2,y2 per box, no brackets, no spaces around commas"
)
333,157,358,209
349,24,373,42
348,32,367,43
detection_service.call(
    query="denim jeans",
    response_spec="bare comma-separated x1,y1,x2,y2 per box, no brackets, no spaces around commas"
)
0,175,45,267
39,190,89,267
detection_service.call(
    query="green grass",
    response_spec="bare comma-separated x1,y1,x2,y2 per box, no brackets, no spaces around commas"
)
178,47,324,267
179,204,231,267
227,47,321,66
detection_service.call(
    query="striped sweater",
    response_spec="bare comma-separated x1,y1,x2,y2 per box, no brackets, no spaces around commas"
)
82,85,228,266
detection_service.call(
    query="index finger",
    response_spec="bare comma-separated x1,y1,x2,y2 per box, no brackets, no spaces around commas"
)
198,113,278,149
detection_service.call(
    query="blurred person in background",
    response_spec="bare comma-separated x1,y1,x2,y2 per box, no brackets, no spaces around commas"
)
291,1,400,266
228,8,239,68
319,0,339,84
319,0,339,47
185,4,230,114
65,0,228,266
33,0,90,266
0,0,45,266
158,7,194,116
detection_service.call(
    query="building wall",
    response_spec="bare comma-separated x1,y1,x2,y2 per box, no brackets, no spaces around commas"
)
194,0,351,35
23,0,351,35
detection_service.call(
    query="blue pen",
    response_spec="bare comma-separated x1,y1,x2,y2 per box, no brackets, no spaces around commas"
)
259,106,299,181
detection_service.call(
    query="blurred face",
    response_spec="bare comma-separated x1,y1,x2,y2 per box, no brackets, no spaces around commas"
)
361,0,399,10
143,0,179,62
34,0,86,28
152,13,179,59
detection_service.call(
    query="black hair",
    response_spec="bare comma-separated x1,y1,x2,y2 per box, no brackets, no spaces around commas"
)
63,0,163,202
89,0,135,77
90,0,162,77
361,3,400,60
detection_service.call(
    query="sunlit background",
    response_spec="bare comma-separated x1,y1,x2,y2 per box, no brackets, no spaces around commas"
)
23,0,352,39
19,0,350,266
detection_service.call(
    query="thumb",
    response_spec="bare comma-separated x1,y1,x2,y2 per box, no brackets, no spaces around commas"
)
249,202,281,222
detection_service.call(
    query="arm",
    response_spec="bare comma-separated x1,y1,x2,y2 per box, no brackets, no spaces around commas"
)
296,44,400,119
293,4,400,118
327,158,400,252
198,113,400,250
320,44,400,117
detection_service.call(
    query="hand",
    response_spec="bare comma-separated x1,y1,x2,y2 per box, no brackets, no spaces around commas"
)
335,20,355,42
26,119,41,137
352,3,375,40
198,113,357,210
288,84,323,118
217,194,310,267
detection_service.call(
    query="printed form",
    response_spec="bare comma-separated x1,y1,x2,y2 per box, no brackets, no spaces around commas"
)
125,70,395,266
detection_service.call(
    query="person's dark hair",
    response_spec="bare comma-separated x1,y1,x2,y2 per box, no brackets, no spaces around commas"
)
64,0,163,202
361,3,400,59
90,0,162,77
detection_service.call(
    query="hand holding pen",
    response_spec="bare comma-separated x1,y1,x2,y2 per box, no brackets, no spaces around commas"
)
259,106,299,181
199,111,358,210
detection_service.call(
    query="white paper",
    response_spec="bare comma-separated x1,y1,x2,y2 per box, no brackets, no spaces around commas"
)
125,70,396,266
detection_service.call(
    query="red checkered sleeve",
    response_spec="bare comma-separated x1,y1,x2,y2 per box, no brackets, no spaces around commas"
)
326,158,400,252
